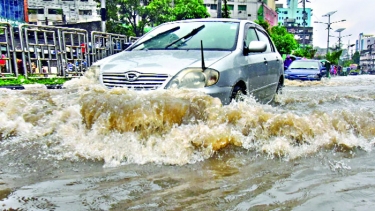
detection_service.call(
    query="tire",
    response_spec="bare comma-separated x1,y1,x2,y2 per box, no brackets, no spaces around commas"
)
231,86,246,102
276,81,283,94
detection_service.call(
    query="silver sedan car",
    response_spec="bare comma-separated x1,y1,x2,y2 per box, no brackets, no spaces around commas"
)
90,18,284,105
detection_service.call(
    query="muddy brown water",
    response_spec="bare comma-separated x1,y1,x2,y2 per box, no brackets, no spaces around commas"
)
1,75,375,210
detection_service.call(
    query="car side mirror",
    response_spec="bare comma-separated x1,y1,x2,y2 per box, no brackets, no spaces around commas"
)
247,41,267,53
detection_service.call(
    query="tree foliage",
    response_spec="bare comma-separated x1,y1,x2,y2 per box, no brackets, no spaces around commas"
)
325,50,343,65
147,0,174,26
254,19,270,34
172,0,209,20
222,0,231,18
95,0,209,37
293,45,317,59
269,24,298,55
352,51,360,64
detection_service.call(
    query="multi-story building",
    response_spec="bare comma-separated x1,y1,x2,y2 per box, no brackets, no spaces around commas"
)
276,0,313,46
0,0,27,25
203,0,278,26
357,33,375,71
27,0,100,25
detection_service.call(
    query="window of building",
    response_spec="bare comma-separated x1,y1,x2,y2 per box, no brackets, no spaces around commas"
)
48,9,63,15
284,11,288,14
238,5,247,11
227,5,234,10
79,10,92,15
28,8,44,15
210,4,217,10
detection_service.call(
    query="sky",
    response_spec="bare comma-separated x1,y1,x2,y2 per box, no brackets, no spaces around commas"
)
278,0,375,48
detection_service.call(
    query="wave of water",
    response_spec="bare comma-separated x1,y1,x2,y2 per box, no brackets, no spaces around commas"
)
1,75,375,167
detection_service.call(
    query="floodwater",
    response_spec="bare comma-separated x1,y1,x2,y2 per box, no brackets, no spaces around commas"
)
0,74,375,211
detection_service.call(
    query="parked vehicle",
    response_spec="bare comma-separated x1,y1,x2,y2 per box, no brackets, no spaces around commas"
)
349,69,362,75
284,59,326,81
89,18,284,105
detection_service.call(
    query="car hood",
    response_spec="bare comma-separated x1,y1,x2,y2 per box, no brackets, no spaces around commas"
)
98,50,232,74
285,68,320,75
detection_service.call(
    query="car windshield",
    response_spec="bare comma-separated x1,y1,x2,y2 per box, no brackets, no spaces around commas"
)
289,61,319,69
131,21,239,51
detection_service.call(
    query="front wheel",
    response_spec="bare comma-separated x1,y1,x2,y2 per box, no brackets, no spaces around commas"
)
276,81,283,94
231,86,247,102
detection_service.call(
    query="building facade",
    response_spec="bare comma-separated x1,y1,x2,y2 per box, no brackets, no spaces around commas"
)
27,0,100,25
357,33,375,71
0,0,27,25
276,0,313,45
203,0,278,26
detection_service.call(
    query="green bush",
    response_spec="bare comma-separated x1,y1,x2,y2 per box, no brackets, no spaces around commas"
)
0,75,70,86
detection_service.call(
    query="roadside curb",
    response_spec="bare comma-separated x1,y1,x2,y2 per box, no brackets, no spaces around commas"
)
0,84,64,90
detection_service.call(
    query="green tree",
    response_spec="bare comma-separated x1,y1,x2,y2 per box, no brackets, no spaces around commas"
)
147,0,174,26
173,0,210,20
325,50,343,65
293,45,317,59
117,0,150,37
222,0,231,18
269,24,298,55
342,59,353,67
96,0,209,36
352,51,360,64
254,19,270,34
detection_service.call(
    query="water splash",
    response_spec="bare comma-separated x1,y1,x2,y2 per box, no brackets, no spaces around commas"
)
1,75,375,166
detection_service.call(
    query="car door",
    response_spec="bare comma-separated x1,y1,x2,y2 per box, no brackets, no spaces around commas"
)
255,28,281,102
242,24,267,100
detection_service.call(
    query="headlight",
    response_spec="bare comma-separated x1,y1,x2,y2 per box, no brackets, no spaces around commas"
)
165,68,219,89
85,65,101,79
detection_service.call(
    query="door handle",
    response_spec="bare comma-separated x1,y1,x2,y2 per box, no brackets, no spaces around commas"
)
264,58,268,65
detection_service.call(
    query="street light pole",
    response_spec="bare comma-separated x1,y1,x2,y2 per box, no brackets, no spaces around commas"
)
314,11,346,55
323,11,336,55
333,28,351,50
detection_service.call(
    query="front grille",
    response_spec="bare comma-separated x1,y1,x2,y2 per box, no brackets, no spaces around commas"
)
102,72,169,90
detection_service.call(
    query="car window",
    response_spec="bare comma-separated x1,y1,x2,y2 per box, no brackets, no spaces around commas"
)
289,61,319,69
255,29,273,52
132,21,239,51
245,27,258,47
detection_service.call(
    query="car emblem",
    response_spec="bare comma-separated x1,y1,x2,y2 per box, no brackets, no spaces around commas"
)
124,72,139,81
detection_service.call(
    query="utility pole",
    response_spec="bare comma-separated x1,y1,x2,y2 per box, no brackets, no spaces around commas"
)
302,0,306,47
101,0,106,32
217,0,222,18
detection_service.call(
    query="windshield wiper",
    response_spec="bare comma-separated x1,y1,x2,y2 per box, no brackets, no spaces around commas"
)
165,25,205,49
130,26,181,50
